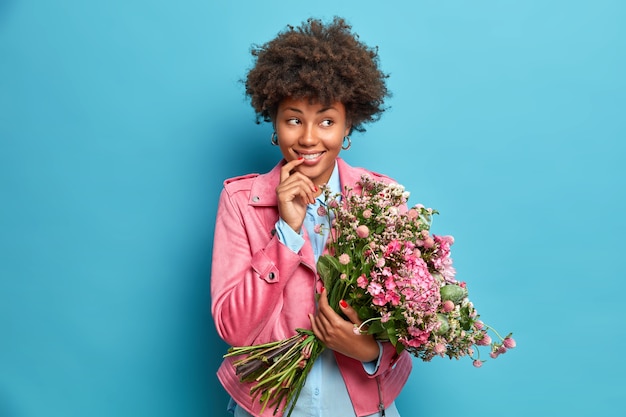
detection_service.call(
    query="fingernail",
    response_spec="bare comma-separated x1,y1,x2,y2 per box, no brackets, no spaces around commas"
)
298,156,304,160
339,300,348,309
321,287,325,293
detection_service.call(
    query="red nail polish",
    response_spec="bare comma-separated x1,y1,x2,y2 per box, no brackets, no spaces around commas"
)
339,300,348,309
298,156,304,160
321,287,325,293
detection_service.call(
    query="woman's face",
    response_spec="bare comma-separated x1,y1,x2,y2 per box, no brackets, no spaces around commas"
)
275,97,351,187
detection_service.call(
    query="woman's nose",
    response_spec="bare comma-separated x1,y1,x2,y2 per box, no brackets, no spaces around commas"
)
298,124,317,146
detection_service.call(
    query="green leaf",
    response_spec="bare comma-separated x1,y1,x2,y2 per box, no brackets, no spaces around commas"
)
316,255,342,288
368,320,384,335
384,321,398,346
460,305,472,331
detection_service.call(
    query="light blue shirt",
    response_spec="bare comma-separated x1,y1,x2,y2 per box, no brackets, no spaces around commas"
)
231,162,398,417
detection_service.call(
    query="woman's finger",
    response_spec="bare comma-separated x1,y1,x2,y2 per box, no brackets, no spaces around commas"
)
338,299,362,326
279,158,305,182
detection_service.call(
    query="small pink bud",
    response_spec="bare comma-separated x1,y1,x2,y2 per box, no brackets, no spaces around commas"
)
362,209,372,219
497,346,507,355
442,300,455,313
340,273,347,280
473,360,483,368
407,208,419,219
489,351,499,359
423,237,435,248
474,320,484,330
434,343,446,354
356,225,370,238
503,337,516,349
339,254,350,265
476,334,492,346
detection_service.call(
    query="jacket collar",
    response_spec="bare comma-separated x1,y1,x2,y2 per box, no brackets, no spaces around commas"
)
248,158,361,207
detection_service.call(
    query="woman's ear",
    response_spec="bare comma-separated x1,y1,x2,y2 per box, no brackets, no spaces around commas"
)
344,122,352,136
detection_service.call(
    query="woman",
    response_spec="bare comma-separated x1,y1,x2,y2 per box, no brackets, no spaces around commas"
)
211,17,412,417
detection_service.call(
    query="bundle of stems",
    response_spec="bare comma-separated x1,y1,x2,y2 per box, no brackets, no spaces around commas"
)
224,329,325,416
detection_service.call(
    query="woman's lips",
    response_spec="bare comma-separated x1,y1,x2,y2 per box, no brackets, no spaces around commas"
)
296,151,324,164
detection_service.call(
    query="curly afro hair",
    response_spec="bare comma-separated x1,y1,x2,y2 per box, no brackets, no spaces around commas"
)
245,17,390,132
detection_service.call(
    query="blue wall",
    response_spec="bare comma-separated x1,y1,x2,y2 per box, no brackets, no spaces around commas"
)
1,1,624,416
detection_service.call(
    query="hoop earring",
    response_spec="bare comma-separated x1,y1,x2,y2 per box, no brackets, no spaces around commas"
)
341,136,351,150
270,131,279,146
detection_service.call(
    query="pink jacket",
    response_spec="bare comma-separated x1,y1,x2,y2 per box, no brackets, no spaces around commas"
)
211,158,412,417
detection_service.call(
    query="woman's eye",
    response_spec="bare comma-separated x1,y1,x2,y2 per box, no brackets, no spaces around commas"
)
287,118,300,125
320,119,334,127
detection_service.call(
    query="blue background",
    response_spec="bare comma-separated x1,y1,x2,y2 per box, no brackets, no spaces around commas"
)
1,1,624,416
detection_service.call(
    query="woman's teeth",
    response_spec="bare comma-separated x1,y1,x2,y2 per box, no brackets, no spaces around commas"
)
300,153,322,160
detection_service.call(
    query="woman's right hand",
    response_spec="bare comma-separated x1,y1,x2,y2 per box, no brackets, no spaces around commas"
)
276,158,318,233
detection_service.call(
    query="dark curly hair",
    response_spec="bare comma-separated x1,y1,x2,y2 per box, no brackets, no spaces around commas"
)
245,17,390,132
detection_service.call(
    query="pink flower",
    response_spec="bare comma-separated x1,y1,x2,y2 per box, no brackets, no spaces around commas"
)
474,320,484,330
340,273,347,280
497,346,507,355
385,240,402,255
473,360,483,368
407,208,419,219
356,225,369,238
476,334,492,346
385,291,401,306
317,205,327,217
339,254,350,265
442,300,454,313
362,209,372,219
490,351,499,359
313,224,323,234
376,258,385,268
367,282,383,296
503,337,516,349
434,343,446,354
357,274,368,288
373,293,387,306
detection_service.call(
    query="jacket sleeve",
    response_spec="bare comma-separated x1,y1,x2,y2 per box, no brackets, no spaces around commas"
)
367,342,409,378
210,187,309,347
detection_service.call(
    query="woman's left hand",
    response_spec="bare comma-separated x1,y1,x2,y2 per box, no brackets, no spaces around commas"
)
309,288,380,363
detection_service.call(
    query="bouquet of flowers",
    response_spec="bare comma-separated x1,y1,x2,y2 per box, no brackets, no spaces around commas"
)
224,175,514,416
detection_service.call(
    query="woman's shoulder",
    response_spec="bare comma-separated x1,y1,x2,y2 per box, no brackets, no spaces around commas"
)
222,161,282,195
222,173,260,197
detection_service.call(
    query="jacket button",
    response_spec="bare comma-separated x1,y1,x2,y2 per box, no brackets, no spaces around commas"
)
268,272,275,280
252,196,260,202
